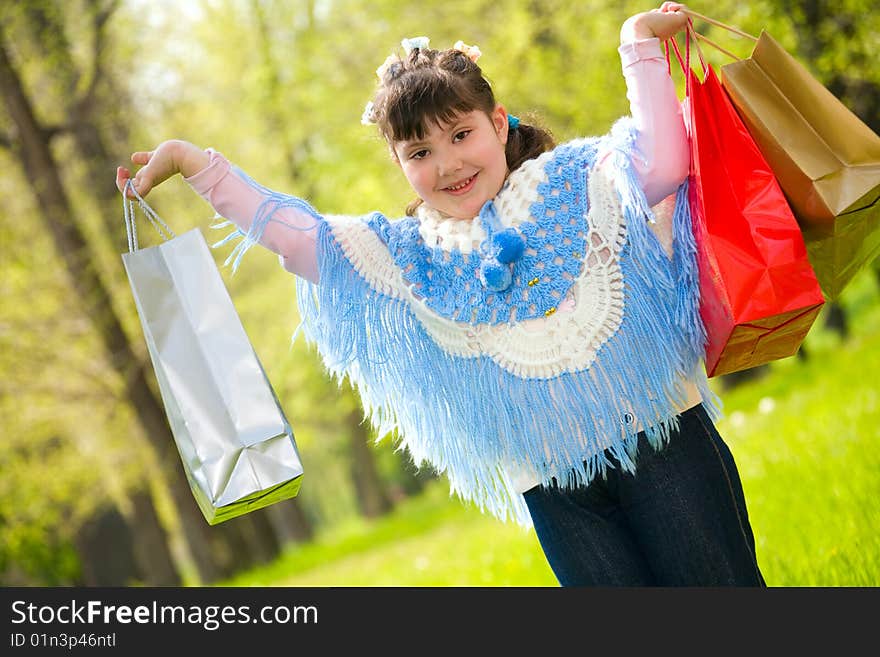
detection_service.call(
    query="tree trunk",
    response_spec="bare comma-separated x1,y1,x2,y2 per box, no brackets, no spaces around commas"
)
5,5,281,584
232,510,283,566
128,490,181,586
346,407,393,517
266,496,315,545
73,505,141,586
719,364,769,391
0,34,224,584
824,302,849,338
393,450,437,497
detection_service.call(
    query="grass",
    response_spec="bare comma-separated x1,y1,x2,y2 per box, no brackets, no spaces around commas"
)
713,275,880,586
221,269,880,587
221,481,557,586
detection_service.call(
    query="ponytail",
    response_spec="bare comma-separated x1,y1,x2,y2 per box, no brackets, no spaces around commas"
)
504,117,555,173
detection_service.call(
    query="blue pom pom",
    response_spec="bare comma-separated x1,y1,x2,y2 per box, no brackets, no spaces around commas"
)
493,229,525,264
479,258,512,292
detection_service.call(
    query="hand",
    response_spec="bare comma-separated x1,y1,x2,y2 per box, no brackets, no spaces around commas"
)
621,2,690,43
115,139,195,199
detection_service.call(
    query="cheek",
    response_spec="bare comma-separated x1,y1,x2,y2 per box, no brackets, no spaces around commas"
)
479,138,506,169
480,142,507,182
403,164,433,195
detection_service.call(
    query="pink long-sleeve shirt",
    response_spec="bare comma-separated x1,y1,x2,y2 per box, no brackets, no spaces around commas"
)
183,37,687,286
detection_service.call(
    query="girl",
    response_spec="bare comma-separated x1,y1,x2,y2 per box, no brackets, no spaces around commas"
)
116,2,765,587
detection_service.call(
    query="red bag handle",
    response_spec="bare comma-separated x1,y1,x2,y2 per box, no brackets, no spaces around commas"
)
665,18,710,98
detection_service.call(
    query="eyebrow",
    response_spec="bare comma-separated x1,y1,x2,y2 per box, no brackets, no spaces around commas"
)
400,138,430,150
398,119,472,151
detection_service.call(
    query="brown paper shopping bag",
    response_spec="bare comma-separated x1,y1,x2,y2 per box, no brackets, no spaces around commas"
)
685,10,880,300
667,29,824,377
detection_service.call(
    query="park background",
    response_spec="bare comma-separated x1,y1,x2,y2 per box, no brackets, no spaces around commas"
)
1,0,878,586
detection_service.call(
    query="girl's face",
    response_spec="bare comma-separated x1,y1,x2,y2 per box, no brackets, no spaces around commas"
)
393,105,509,220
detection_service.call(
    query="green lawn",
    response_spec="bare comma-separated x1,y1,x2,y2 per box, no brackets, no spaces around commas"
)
222,482,556,586
221,270,880,587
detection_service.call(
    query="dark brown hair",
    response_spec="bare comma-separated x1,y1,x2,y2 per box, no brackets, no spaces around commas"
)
364,43,555,215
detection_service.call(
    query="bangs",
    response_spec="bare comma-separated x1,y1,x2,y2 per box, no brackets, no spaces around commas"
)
383,69,492,142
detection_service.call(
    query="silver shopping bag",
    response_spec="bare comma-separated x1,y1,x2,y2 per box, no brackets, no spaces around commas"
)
120,182,303,524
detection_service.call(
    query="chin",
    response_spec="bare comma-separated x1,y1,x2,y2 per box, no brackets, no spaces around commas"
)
450,197,486,220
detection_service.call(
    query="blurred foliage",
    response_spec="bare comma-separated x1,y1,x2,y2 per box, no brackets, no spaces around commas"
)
1,0,877,584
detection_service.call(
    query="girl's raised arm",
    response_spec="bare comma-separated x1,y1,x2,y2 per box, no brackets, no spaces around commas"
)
617,5,690,206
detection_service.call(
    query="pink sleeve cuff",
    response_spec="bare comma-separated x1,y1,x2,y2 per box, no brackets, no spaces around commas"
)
180,149,322,283
618,37,664,68
182,148,229,194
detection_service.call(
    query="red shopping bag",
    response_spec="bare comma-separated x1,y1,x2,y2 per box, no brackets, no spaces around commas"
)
670,29,825,377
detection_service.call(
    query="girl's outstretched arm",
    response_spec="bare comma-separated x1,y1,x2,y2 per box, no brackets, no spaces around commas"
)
182,149,321,283
116,139,322,284
618,3,690,206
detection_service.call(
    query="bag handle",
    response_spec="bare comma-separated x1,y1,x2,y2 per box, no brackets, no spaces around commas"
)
665,24,690,96
665,17,710,95
122,179,176,253
681,8,758,62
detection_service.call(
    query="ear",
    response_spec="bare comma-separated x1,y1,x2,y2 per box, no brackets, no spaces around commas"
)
492,104,509,146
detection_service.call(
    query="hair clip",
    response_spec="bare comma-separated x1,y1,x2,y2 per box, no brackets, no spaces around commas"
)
453,40,482,63
507,114,520,130
375,53,398,81
401,36,430,56
361,101,376,126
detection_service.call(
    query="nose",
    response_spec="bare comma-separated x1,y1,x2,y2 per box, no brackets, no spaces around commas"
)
436,150,463,178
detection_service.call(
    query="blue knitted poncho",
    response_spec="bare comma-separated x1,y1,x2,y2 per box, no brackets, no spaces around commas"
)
222,117,717,526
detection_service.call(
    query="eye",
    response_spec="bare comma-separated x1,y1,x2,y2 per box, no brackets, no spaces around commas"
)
453,130,471,142
409,149,429,160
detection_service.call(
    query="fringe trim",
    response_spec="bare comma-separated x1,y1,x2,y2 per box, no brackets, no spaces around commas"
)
287,120,718,527
214,119,720,527
211,165,322,273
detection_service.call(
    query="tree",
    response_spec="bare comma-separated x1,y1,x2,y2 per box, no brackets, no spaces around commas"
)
0,3,275,584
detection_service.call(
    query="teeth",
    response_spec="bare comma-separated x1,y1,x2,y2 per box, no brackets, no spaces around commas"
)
447,176,473,191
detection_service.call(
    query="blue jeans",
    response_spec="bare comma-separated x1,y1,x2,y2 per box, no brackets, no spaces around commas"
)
523,404,766,586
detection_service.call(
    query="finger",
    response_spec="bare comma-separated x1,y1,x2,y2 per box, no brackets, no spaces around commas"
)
131,151,153,165
117,167,148,199
132,173,152,197
116,166,132,195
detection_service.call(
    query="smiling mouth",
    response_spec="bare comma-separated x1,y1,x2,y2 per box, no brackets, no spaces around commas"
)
443,173,478,195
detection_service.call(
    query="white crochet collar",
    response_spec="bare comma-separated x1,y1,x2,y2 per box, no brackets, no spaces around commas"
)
415,150,553,254
415,206,485,253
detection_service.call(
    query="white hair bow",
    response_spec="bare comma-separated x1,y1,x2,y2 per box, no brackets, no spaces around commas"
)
401,36,430,56
453,40,482,63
